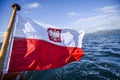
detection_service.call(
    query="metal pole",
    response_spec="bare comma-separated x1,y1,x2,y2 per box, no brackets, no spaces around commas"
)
0,3,20,73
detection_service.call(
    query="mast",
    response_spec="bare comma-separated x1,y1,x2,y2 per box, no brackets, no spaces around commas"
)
0,3,20,71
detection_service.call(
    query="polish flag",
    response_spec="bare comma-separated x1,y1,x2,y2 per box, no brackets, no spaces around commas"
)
4,15,84,73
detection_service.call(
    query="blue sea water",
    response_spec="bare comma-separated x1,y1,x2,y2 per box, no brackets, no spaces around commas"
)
0,30,120,80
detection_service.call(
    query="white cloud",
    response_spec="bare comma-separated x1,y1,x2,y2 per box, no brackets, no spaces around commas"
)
73,14,111,25
0,32,5,42
0,32,5,36
67,12,78,17
95,5,118,13
68,12,77,16
69,5,120,33
72,13,120,33
97,27,103,31
26,2,41,8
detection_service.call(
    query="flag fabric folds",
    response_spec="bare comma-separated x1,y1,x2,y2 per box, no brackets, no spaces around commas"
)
5,15,84,73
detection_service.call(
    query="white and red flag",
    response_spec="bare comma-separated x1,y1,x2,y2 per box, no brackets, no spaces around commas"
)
4,15,84,73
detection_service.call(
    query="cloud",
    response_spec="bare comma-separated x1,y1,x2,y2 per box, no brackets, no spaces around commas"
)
0,32,5,36
69,5,120,33
25,2,41,8
72,12,120,33
67,12,78,17
97,27,103,31
95,5,119,13
73,14,111,25
0,32,5,42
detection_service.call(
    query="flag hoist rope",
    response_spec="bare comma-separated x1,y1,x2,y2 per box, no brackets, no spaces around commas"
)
0,3,20,80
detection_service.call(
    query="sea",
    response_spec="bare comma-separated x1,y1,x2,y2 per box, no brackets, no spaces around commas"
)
0,30,120,80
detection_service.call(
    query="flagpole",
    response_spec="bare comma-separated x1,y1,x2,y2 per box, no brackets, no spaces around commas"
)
0,2,20,76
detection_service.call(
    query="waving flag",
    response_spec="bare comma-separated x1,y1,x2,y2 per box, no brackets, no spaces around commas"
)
4,15,84,73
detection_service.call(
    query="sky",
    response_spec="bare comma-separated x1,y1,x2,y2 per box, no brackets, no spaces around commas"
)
0,0,120,37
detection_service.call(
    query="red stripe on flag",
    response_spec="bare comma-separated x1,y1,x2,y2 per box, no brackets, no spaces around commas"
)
8,38,84,73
